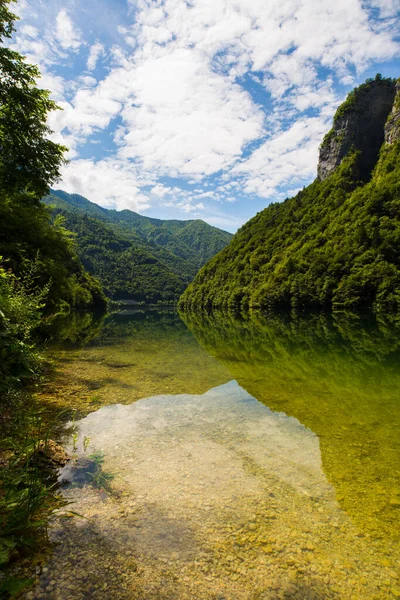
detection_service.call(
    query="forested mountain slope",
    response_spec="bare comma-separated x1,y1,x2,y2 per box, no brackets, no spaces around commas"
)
0,197,106,310
43,190,232,304
179,76,400,314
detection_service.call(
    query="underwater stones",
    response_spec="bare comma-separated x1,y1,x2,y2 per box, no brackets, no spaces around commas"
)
389,498,400,508
301,543,316,552
36,439,70,466
23,363,400,600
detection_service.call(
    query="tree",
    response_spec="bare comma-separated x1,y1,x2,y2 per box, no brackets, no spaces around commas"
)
0,1,106,310
0,0,67,198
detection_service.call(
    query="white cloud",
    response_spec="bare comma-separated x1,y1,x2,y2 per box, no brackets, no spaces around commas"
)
117,47,264,176
177,201,205,213
233,115,330,197
150,184,169,198
60,159,151,212
11,0,400,227
19,25,39,39
110,0,399,188
55,9,82,51
87,42,105,71
367,0,400,17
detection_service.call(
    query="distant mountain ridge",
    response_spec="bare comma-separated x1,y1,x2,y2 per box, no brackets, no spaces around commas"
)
179,76,400,314
42,190,232,304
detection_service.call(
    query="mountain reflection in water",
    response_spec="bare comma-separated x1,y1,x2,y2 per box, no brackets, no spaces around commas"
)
182,311,400,543
26,309,400,600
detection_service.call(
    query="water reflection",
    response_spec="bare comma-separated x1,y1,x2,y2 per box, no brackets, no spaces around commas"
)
39,309,231,418
36,382,399,599
45,310,107,346
182,311,400,543
26,310,400,599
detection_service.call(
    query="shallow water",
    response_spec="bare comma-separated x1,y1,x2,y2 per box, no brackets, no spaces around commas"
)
25,310,400,599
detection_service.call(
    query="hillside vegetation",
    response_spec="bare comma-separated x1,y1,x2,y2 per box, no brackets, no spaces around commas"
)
179,77,400,314
43,190,232,304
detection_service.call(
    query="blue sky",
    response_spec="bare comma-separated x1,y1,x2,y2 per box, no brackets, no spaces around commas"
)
12,0,400,232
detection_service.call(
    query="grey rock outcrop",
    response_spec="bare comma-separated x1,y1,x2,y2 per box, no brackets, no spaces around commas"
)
385,80,400,144
318,78,396,181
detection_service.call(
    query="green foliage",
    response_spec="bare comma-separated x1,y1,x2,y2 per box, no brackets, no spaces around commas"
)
0,266,64,573
0,262,46,395
0,5,106,592
0,193,107,311
49,209,186,304
0,417,60,546
0,1,66,197
42,190,232,304
86,452,114,492
320,127,334,150
0,398,68,595
0,576,34,598
0,3,105,313
180,140,400,314
0,1,17,42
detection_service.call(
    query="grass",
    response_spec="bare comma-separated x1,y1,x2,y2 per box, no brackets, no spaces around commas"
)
0,395,69,598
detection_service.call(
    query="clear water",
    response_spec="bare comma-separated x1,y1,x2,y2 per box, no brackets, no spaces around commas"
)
25,310,400,599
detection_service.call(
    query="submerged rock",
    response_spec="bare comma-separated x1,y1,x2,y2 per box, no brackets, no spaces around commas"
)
37,439,70,467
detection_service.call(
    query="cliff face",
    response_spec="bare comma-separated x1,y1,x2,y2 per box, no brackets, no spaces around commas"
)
385,80,400,144
179,75,400,315
318,78,396,181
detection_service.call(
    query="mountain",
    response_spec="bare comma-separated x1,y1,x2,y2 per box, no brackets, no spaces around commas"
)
179,76,400,314
0,194,107,312
42,191,233,304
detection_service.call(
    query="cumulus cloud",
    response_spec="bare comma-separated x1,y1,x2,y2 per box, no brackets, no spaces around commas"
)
60,159,151,212
55,9,82,51
87,42,105,71
233,115,330,197
11,0,400,228
115,42,265,170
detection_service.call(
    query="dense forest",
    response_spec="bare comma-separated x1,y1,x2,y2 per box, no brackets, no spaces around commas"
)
43,191,232,304
179,77,400,314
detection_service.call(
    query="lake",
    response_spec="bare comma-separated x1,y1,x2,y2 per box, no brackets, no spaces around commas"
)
24,310,400,599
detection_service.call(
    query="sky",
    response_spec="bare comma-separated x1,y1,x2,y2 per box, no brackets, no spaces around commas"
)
11,0,400,232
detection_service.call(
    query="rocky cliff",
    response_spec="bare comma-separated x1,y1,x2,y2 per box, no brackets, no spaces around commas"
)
385,80,400,144
179,75,400,315
318,77,397,181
